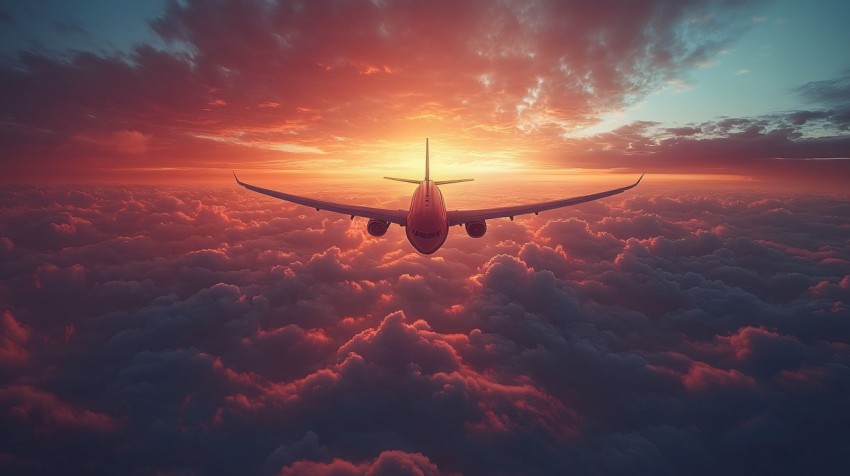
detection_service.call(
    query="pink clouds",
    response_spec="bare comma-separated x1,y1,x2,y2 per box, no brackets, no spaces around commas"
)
681,362,755,393
0,311,29,367
722,326,790,361
278,450,449,476
0,385,118,434
213,310,575,444
1,184,849,474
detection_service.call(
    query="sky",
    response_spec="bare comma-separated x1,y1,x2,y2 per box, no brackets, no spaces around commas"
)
1,2,850,475
1,0,849,186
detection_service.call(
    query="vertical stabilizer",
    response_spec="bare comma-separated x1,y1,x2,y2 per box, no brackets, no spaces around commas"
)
425,138,430,182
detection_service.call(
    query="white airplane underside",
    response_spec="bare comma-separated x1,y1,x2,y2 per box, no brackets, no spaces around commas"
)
235,139,644,255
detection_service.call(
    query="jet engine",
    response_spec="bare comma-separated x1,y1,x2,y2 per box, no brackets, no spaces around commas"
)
464,220,487,238
367,219,390,237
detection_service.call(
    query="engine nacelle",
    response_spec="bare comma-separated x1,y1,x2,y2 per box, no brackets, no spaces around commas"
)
464,220,487,238
367,219,390,237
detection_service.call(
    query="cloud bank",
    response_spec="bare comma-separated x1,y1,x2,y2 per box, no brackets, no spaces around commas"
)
1,185,848,474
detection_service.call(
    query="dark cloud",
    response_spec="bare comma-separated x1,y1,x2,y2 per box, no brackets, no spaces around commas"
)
665,126,701,136
543,74,850,178
795,73,850,107
557,111,850,184
1,185,848,475
787,110,831,126
797,73,850,131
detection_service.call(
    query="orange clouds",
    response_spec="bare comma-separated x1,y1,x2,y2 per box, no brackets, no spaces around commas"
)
13,0,850,184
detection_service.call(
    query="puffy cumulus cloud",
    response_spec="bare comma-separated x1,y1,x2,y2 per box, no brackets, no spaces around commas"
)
208,311,574,474
278,449,449,476
0,311,30,369
1,184,849,475
0,384,118,435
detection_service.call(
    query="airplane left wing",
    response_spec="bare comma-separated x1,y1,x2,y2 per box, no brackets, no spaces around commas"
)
234,173,409,225
447,174,644,226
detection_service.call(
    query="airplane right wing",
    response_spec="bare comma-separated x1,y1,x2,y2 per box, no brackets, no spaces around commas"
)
446,174,644,226
235,173,409,225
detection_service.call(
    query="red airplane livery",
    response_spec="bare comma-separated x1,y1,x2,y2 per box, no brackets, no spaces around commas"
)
235,139,643,254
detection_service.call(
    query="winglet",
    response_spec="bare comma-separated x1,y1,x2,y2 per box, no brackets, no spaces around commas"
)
622,173,645,191
233,171,244,186
624,173,644,190
611,173,645,193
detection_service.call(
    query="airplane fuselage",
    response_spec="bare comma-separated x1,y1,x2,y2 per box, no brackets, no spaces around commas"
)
405,180,448,254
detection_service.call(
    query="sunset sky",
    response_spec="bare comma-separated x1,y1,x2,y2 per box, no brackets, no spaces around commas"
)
1,0,849,186
2,2,850,475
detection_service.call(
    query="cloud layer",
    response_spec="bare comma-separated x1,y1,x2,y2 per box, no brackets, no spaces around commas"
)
1,185,848,475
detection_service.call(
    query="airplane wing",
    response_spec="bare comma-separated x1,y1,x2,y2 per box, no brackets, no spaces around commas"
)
446,174,644,226
234,173,409,225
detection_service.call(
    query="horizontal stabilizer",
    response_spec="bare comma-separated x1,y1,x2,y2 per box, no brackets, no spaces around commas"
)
434,178,474,185
384,177,421,184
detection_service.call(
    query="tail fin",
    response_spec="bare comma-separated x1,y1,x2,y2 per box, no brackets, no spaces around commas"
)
425,138,430,182
383,139,473,185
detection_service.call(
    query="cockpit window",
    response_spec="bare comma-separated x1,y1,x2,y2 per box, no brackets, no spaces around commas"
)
412,229,441,239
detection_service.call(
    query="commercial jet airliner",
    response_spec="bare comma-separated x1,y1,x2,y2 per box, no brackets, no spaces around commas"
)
234,139,644,254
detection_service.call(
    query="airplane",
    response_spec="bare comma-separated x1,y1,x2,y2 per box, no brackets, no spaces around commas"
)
234,139,644,255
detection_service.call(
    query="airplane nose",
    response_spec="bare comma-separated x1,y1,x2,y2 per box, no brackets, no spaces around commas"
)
420,245,439,255
413,239,439,254
407,232,444,254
